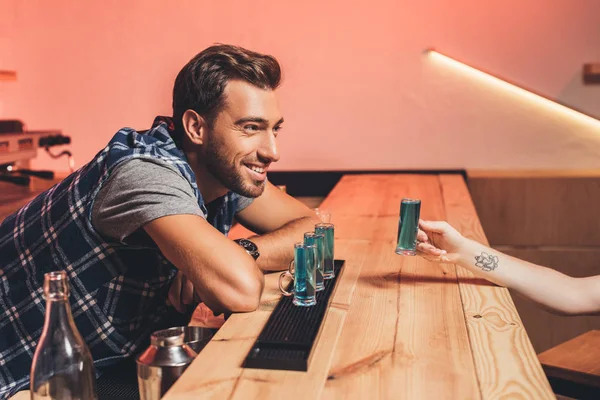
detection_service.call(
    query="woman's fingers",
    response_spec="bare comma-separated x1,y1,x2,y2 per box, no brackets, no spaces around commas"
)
417,252,445,263
419,219,450,234
417,229,429,243
416,241,446,256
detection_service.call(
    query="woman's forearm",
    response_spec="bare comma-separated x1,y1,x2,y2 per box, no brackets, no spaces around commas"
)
454,239,597,315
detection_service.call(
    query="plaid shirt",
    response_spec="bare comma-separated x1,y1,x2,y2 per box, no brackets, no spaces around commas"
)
0,117,245,397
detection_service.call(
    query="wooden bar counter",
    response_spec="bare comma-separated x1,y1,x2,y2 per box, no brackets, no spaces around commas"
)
164,174,554,399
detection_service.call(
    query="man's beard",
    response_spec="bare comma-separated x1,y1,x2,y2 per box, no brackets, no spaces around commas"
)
204,141,266,198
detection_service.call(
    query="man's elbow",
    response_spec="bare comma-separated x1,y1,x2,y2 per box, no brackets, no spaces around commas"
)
229,280,264,312
222,269,264,313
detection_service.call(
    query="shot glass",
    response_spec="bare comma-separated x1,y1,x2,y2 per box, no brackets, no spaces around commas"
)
313,208,332,223
278,243,317,306
315,223,335,279
395,198,421,256
304,232,325,291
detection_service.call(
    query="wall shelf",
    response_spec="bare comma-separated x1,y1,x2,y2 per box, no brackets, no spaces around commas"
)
0,70,17,81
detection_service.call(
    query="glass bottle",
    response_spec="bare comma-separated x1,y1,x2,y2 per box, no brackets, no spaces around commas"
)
30,271,97,399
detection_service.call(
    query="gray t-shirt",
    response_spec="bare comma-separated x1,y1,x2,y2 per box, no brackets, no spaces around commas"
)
91,158,253,243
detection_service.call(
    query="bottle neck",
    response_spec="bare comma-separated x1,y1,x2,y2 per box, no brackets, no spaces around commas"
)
39,271,84,344
42,298,80,338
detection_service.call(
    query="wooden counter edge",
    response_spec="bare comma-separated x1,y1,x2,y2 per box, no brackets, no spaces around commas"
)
440,174,555,399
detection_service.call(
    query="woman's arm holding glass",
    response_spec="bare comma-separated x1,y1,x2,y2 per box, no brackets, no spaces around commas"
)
416,220,600,316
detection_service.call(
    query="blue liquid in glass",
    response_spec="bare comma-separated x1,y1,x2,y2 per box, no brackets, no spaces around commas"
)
293,245,316,306
304,233,325,291
315,224,335,279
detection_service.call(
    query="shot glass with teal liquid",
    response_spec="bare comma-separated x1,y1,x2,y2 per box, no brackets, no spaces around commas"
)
315,223,335,279
278,243,317,306
304,232,325,291
395,198,421,256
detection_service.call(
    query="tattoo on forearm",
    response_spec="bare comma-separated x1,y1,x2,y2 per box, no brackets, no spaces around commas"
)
474,252,499,272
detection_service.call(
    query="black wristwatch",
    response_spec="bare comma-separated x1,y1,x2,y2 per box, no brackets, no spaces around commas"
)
234,238,260,260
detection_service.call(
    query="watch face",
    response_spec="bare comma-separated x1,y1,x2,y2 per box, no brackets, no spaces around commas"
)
236,239,259,260
240,239,256,251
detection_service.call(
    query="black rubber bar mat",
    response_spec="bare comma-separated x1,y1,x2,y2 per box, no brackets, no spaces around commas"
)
243,259,345,371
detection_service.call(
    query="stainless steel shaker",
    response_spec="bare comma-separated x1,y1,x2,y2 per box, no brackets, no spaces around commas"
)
136,327,198,400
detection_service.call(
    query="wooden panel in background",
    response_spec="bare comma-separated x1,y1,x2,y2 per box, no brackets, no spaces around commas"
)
497,246,600,353
467,171,600,246
467,170,600,359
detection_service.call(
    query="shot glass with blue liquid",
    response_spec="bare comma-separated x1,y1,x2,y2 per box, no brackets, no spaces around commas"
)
395,198,421,256
315,223,335,279
304,232,325,291
278,243,317,306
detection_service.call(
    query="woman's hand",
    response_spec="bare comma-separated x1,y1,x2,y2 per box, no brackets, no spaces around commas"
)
416,220,467,263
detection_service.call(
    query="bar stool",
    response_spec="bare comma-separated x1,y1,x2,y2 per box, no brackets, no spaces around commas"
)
538,330,600,399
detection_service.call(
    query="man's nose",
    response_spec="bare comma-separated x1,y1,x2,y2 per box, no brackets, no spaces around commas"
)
258,132,280,163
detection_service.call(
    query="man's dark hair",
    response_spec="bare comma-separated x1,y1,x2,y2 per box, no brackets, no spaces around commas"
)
172,44,282,132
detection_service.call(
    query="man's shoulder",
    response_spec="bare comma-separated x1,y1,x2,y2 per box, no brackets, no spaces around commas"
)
92,158,205,242
107,158,195,196
99,120,193,189
107,124,171,148
105,117,178,150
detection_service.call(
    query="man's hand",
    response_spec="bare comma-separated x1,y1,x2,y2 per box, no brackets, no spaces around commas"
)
416,220,467,263
168,271,197,313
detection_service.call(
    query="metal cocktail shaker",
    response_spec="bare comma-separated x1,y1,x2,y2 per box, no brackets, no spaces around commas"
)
136,327,198,399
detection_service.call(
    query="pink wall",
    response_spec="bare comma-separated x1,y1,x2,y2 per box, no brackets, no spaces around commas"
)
1,0,599,172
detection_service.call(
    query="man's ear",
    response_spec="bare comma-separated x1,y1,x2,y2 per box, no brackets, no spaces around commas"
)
181,110,207,145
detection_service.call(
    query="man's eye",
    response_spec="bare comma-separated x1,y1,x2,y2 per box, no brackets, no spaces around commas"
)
273,126,282,136
244,125,260,132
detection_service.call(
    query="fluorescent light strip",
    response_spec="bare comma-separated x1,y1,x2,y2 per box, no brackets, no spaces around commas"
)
427,50,600,129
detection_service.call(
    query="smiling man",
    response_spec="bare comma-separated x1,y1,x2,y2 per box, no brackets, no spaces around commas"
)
0,44,318,396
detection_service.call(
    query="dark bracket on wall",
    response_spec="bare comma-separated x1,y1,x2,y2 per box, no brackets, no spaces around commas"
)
583,63,600,84
267,170,467,197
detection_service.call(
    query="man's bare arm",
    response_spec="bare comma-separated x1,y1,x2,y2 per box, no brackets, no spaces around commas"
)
235,182,320,271
248,216,320,271
144,214,264,314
